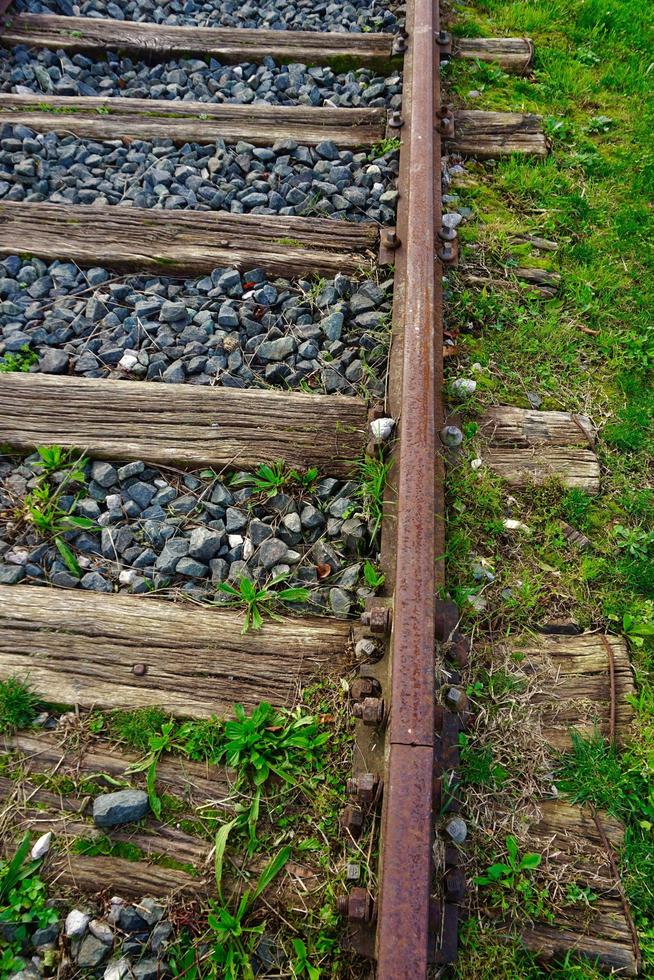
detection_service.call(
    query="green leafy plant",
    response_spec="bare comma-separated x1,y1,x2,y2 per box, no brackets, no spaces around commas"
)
459,734,507,788
372,136,401,156
126,720,176,819
0,677,39,733
0,346,38,373
16,447,94,577
213,702,329,852
0,834,58,974
355,453,390,541
475,836,551,922
363,560,385,589
217,575,310,633
205,819,291,979
291,938,321,979
230,462,320,497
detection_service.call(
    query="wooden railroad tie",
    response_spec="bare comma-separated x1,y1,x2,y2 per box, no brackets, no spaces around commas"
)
0,14,397,70
478,406,601,493
0,586,352,718
0,96,387,150
0,201,379,278
0,374,367,477
453,37,534,74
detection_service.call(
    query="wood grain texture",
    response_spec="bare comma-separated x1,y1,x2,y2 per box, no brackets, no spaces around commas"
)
520,801,637,975
0,201,378,278
479,406,600,492
0,778,210,865
453,37,534,73
0,374,367,477
50,853,206,898
0,13,395,67
2,732,232,805
513,632,635,750
447,110,547,158
0,586,351,717
0,95,386,148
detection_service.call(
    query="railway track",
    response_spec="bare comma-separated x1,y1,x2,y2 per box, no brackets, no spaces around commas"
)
0,0,644,976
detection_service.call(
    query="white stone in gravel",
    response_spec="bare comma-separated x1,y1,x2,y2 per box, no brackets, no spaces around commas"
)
88,918,114,945
105,494,122,510
369,417,395,441
118,351,139,371
470,458,483,471
451,378,477,396
65,909,90,939
119,569,138,586
242,537,254,560
442,212,463,229
503,519,531,534
30,832,52,860
104,958,130,980
228,534,244,548
5,547,29,565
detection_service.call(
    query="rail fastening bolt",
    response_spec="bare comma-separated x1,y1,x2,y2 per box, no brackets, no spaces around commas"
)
132,663,147,676
347,772,381,804
352,697,386,726
350,676,381,701
360,606,392,635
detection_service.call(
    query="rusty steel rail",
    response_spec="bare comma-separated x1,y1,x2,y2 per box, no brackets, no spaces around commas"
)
374,0,445,975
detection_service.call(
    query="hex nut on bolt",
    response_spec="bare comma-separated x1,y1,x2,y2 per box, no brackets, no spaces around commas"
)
337,888,375,923
341,804,364,839
353,697,386,726
347,773,381,804
350,677,381,701
360,606,392,635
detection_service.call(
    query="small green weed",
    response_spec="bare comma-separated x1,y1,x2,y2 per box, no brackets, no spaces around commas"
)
362,560,384,589
355,453,390,541
214,702,329,851
217,575,310,633
168,821,291,979
230,462,319,498
475,835,551,922
459,733,507,788
0,677,39,734
126,719,176,819
109,706,171,754
372,136,401,156
0,834,58,975
0,346,37,373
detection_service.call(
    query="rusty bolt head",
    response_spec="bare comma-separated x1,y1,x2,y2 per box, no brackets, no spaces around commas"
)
354,637,381,662
437,29,453,54
132,663,147,676
352,697,386,726
437,105,456,138
360,606,391,635
392,33,407,54
438,241,458,266
438,225,457,243
347,772,381,805
350,676,381,702
338,888,375,923
381,227,400,250
341,804,364,839
388,109,404,128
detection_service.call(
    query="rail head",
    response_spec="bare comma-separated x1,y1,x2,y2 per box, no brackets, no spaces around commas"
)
374,0,444,976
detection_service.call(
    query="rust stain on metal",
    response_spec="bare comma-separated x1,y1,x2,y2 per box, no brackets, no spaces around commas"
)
377,745,434,977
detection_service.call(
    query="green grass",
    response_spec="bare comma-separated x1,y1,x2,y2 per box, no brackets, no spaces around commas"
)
445,0,654,972
0,678,39,733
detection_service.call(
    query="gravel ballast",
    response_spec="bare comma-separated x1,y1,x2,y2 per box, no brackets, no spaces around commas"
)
0,257,390,395
0,125,399,224
13,0,402,34
1,47,403,109
0,452,379,617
